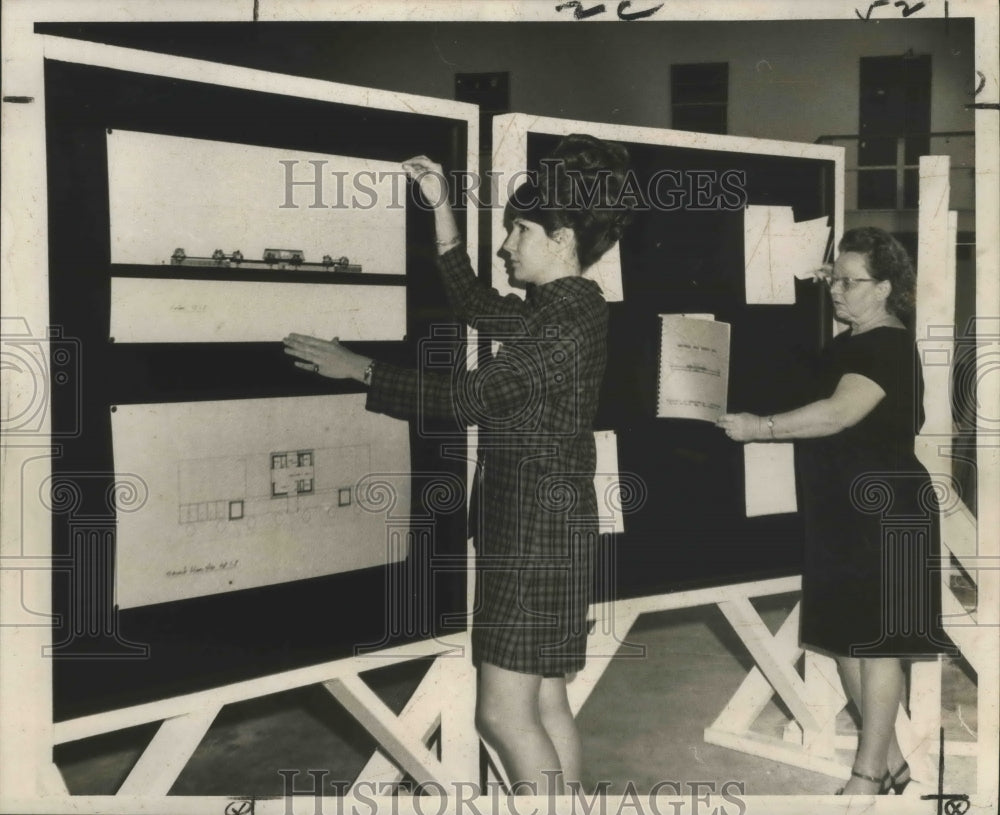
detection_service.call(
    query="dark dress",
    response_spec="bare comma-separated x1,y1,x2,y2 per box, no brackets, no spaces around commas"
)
797,327,953,658
366,246,608,675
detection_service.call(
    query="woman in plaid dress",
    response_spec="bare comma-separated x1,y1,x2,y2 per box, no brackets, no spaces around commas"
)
285,135,631,794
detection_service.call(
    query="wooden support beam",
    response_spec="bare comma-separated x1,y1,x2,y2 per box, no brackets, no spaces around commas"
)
716,597,821,734
706,582,978,784
117,706,220,796
323,674,449,788
348,659,446,791
905,660,944,785
347,653,480,791
54,638,462,745
800,651,845,755
436,655,479,782
941,586,986,668
707,602,802,737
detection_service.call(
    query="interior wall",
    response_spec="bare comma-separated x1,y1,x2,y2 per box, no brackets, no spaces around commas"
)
44,18,975,144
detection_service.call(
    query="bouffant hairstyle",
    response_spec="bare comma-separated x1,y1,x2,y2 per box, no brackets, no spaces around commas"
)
838,226,917,320
504,133,633,270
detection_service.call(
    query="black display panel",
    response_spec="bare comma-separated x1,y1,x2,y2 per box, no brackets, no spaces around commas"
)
525,133,837,600
44,58,471,720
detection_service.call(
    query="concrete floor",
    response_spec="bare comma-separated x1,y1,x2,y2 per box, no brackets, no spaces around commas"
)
54,599,978,799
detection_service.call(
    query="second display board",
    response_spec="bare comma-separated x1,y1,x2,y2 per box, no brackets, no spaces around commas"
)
492,114,843,599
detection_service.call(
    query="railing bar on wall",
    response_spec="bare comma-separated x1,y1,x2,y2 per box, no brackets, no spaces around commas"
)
814,130,975,142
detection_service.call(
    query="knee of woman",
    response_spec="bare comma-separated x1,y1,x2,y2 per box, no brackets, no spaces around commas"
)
476,699,530,745
475,701,503,742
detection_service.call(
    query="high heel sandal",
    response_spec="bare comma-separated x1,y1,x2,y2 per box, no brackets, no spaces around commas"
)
885,762,911,795
836,768,889,795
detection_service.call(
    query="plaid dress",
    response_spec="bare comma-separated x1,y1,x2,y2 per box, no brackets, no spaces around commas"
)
366,246,608,675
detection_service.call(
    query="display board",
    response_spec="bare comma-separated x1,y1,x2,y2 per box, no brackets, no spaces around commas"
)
111,394,411,609
44,56,476,719
493,114,843,599
106,130,409,273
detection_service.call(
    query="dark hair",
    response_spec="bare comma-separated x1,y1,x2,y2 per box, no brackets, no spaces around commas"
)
503,133,633,270
838,226,917,319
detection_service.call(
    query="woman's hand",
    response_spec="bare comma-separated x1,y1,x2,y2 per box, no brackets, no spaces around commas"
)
716,413,762,442
402,156,450,209
283,333,370,382
811,263,834,284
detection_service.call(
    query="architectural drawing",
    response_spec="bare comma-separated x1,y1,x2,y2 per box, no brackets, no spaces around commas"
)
111,395,410,608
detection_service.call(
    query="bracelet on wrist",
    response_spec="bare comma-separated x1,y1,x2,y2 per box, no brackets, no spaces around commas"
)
435,235,462,248
362,360,375,386
765,415,776,439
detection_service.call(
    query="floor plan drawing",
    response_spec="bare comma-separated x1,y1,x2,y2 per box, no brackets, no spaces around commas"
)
111,395,410,608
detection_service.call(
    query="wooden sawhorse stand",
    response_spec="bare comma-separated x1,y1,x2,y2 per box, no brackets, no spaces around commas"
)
47,635,480,797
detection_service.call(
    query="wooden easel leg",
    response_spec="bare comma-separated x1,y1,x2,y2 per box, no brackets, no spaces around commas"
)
116,706,221,795
345,658,448,791
716,598,820,734
799,650,847,756
323,674,450,789
904,658,943,785
328,645,482,792
436,654,479,784
705,597,849,777
707,601,803,739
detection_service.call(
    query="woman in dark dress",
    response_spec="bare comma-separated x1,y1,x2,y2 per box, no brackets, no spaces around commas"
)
284,135,631,794
717,227,952,795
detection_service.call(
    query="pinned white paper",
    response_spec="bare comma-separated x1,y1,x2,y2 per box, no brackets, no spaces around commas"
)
107,130,407,272
744,442,798,517
110,277,405,343
594,429,626,534
111,395,410,608
744,206,830,304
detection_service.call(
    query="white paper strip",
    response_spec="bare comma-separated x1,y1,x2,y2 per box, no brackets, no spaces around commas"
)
107,130,407,272
744,442,798,517
111,394,410,608
915,156,954,437
110,277,405,342
594,429,625,534
744,205,780,302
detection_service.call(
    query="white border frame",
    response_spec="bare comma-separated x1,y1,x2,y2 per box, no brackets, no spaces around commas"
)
490,112,845,297
2,2,997,814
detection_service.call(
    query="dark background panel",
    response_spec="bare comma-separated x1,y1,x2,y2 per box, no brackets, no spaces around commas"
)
526,133,836,599
45,59,469,720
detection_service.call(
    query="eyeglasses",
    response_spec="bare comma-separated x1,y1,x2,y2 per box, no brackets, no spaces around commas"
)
822,276,877,291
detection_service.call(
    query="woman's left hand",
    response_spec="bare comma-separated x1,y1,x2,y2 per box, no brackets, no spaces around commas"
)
716,413,761,442
402,156,449,208
283,333,368,381
811,263,834,284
